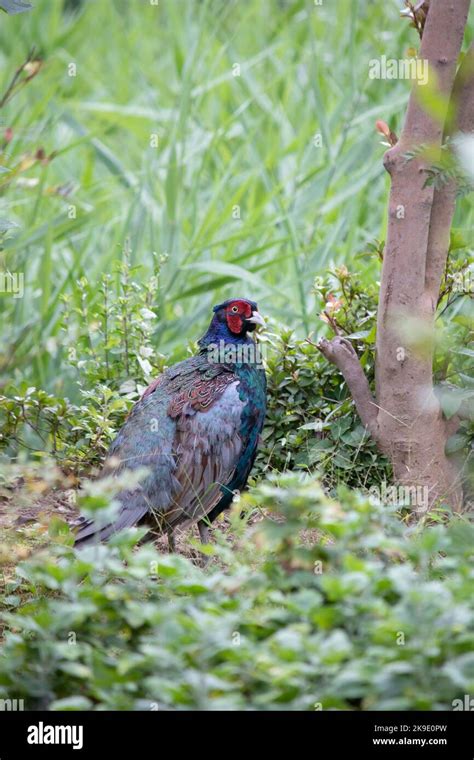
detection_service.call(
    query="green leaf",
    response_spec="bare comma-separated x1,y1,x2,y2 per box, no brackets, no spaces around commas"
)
446,433,469,454
50,696,93,711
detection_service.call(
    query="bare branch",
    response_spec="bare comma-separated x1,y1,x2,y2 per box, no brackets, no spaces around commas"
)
379,0,471,309
425,42,474,300
399,0,471,151
317,336,379,438
0,47,37,110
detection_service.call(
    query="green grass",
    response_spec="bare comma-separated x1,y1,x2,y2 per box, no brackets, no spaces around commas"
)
0,0,473,397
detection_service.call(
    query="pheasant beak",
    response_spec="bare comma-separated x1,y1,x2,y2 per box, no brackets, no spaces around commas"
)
247,311,266,328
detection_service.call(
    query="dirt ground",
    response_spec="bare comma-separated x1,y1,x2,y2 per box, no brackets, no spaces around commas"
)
0,476,321,574
0,480,255,564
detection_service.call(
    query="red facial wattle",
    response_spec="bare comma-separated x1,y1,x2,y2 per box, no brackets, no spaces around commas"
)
225,300,253,334
226,314,243,333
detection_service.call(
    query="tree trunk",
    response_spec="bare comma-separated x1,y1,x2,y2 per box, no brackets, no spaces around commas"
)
318,0,473,512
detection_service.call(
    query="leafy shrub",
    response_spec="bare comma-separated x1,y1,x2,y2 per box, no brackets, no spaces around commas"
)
0,248,168,472
1,474,473,710
259,264,387,489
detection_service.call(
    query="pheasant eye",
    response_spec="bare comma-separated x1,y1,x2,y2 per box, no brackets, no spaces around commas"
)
231,305,239,313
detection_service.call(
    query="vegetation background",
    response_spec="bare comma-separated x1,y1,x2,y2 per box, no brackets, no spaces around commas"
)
1,0,470,386
0,0,473,711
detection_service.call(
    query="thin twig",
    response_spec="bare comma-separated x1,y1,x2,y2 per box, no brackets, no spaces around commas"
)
0,47,36,110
